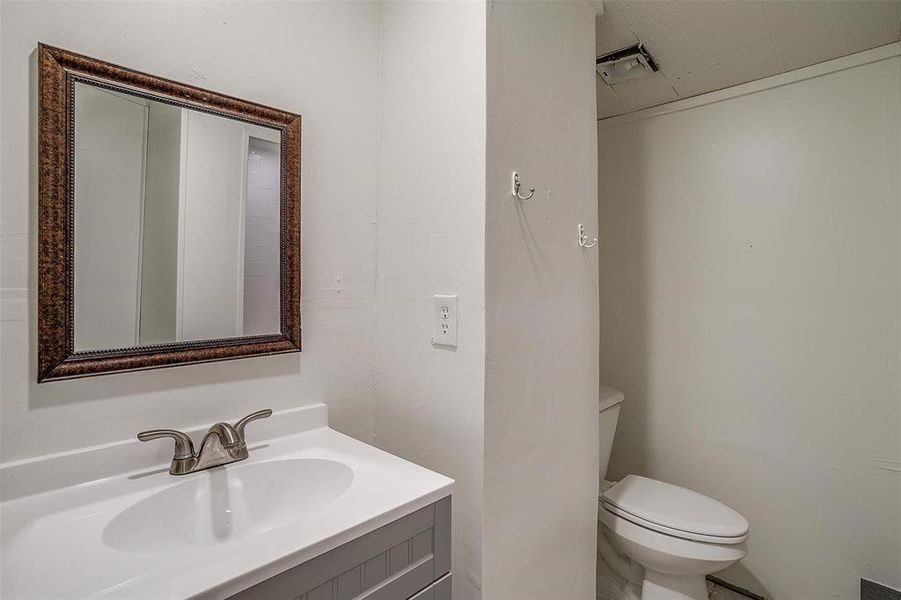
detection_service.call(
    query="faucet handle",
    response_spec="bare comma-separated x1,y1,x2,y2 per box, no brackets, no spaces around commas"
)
234,409,273,441
137,429,195,459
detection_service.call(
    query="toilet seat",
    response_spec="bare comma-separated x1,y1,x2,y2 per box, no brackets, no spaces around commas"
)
602,503,748,544
601,475,749,544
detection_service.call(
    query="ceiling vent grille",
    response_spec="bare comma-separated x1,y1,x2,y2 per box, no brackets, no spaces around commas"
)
596,43,659,85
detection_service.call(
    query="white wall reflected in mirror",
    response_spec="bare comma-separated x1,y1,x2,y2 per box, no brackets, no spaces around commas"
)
72,82,282,352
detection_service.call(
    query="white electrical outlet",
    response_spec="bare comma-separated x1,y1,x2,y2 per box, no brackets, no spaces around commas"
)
431,294,458,348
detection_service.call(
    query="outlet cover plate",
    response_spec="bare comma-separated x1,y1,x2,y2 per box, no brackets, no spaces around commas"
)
431,295,458,349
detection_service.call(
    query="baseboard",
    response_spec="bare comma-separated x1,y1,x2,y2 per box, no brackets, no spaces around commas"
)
706,575,765,600
862,579,901,600
703,575,900,599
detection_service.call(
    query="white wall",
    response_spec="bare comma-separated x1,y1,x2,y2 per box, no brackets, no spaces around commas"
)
598,45,901,599
179,110,246,340
0,1,381,460
73,84,147,350
374,2,486,598
139,101,181,345
484,2,600,599
243,136,282,337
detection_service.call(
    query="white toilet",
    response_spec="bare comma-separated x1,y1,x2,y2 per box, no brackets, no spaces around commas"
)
598,387,749,600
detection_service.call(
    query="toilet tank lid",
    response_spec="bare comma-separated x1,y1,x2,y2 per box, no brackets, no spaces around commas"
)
599,386,625,412
602,475,749,539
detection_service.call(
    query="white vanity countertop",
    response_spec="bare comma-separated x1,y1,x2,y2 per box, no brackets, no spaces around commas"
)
0,404,453,599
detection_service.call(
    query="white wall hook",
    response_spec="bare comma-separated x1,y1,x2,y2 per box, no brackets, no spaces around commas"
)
511,171,535,200
578,223,597,248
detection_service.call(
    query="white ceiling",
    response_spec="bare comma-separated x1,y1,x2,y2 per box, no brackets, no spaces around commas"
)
596,0,901,119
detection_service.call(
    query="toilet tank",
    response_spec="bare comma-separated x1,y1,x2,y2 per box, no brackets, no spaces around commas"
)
599,386,625,484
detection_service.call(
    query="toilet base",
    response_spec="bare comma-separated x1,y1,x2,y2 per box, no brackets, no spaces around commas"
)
641,570,707,600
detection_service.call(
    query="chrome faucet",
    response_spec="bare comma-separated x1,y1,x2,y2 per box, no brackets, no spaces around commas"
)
137,409,272,475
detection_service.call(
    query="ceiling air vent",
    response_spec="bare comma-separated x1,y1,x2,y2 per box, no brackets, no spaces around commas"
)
596,43,659,85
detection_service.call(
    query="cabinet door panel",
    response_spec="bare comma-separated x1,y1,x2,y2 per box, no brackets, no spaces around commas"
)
228,496,452,600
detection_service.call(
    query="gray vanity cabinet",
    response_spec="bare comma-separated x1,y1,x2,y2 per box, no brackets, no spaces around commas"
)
228,496,451,600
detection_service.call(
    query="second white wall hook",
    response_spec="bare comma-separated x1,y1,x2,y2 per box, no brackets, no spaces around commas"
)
578,224,597,248
512,171,535,200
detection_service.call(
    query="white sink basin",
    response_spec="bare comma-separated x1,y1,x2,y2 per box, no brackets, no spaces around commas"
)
102,458,353,553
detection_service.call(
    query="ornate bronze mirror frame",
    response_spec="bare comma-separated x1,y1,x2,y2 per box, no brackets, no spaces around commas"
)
37,44,301,382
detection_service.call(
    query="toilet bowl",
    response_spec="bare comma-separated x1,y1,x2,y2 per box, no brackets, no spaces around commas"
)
598,387,749,600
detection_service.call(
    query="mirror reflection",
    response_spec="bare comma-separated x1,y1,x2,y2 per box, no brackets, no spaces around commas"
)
73,81,282,352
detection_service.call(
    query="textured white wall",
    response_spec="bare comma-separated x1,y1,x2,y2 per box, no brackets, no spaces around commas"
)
484,2,600,598
0,1,381,460
599,45,901,599
374,2,486,597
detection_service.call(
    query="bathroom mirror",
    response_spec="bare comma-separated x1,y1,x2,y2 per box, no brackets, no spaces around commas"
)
37,44,301,381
